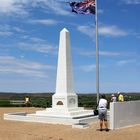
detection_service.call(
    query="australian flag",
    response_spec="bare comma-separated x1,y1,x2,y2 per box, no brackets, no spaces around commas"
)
69,0,95,14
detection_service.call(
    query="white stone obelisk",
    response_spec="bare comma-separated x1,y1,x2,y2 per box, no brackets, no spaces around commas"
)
52,28,78,109
35,28,93,119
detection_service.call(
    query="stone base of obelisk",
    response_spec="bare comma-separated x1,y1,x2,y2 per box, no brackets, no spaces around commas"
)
4,94,97,126
34,107,93,118
4,108,98,126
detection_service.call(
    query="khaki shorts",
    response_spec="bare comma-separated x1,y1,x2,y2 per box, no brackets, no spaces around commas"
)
98,108,107,121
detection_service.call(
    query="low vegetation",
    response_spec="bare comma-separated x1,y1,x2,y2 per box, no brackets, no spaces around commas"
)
0,92,140,108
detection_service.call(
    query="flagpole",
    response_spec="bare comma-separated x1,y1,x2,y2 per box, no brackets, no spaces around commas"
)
95,0,99,103
68,0,99,103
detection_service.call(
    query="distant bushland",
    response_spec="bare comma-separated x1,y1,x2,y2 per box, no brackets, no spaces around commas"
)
0,92,140,108
0,100,11,107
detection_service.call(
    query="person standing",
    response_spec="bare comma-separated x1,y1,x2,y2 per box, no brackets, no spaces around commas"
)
117,92,124,102
111,94,117,102
98,94,109,131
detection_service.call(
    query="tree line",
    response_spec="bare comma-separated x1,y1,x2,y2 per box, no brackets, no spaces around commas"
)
0,92,140,108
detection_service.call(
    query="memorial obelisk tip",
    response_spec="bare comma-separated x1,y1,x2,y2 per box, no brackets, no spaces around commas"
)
61,28,69,32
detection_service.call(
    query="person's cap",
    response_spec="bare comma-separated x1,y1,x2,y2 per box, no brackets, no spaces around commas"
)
112,94,114,96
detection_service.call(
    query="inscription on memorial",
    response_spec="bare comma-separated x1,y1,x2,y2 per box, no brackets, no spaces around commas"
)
69,98,76,105
56,101,63,105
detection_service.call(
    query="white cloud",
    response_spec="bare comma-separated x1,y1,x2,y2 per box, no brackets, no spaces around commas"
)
0,31,13,37
116,59,136,66
13,27,25,33
29,19,58,26
77,25,129,38
77,25,95,38
0,55,55,78
99,25,128,37
32,0,70,15
0,0,29,16
0,24,12,37
80,64,96,72
30,37,46,42
0,24,25,37
0,0,70,16
98,9,104,14
78,51,95,57
99,51,122,56
122,0,140,4
0,33,58,55
78,50,122,57
18,41,57,55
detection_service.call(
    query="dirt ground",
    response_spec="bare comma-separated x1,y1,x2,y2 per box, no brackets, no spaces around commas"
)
0,107,140,140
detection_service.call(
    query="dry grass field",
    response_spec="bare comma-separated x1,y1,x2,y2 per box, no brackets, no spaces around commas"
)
0,107,140,140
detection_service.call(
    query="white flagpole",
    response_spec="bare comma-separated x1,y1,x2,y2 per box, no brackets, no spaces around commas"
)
95,0,99,103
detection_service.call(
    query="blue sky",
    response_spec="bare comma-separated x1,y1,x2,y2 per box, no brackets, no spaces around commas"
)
0,0,140,93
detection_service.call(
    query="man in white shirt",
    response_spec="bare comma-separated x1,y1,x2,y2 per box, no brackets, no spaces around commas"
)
98,94,109,131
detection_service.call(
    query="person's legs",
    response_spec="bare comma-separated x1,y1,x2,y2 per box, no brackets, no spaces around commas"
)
100,120,103,131
98,109,103,131
104,120,108,129
99,109,109,131
104,120,109,131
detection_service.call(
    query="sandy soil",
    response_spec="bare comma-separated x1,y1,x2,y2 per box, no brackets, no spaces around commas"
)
0,107,140,140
